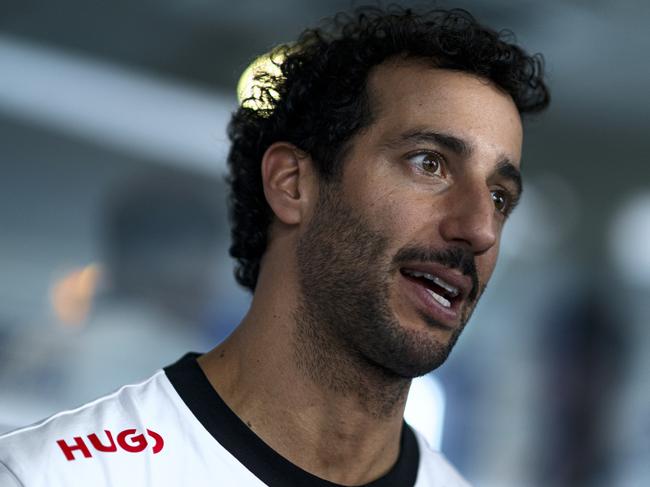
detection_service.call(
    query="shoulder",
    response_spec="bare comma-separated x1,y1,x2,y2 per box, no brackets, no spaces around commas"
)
0,370,178,486
412,429,472,487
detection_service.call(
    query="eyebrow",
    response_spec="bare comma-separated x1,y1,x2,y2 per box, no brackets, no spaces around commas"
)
494,160,523,198
389,129,473,157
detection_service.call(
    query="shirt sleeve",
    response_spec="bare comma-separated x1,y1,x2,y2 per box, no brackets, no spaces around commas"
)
0,459,23,487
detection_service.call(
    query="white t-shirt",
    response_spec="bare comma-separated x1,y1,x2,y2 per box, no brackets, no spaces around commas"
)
0,353,470,486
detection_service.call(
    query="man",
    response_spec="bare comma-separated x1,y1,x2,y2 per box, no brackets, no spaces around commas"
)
0,6,549,486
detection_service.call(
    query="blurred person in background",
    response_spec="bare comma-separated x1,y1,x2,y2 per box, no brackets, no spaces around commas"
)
69,171,223,393
0,5,549,486
536,285,627,486
102,172,222,327
0,171,222,422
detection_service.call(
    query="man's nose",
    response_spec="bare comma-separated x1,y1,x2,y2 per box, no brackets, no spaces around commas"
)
438,183,498,255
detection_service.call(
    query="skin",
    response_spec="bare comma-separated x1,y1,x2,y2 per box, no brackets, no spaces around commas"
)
199,59,523,485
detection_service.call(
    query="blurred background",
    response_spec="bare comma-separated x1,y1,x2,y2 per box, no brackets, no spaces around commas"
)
0,1,648,486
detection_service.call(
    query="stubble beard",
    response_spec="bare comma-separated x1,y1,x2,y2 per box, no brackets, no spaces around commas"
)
293,184,472,418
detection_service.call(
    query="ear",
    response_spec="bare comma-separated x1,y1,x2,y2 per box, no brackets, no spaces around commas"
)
261,142,315,226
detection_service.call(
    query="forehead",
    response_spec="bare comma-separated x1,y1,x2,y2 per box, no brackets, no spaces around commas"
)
364,59,523,165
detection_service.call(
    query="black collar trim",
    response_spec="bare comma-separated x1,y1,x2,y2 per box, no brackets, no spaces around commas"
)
164,353,420,487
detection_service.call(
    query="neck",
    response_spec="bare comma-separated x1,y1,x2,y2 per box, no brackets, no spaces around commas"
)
198,272,411,485
291,299,411,419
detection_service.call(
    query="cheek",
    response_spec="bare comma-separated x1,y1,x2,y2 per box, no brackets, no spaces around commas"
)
364,192,424,244
477,245,500,284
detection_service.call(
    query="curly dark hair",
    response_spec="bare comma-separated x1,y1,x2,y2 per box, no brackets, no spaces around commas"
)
227,5,550,292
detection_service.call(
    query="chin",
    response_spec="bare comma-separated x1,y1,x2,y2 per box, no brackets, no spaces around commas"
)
369,327,459,379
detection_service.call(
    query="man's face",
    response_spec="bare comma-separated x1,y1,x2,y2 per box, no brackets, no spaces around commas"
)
296,60,523,378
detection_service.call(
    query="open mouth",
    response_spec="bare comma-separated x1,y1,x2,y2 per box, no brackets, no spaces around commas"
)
400,268,463,310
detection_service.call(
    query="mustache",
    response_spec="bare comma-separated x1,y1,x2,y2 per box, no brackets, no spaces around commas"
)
393,246,480,302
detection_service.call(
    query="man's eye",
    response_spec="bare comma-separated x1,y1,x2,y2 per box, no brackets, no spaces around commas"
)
407,151,445,177
491,190,511,215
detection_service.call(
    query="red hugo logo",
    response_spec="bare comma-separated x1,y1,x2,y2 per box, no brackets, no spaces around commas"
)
56,429,164,461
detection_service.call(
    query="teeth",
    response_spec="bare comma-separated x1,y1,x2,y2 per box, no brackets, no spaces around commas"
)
404,270,460,297
432,277,459,297
426,289,451,308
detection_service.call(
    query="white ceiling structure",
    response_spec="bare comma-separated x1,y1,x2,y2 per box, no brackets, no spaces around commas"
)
1,0,648,153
